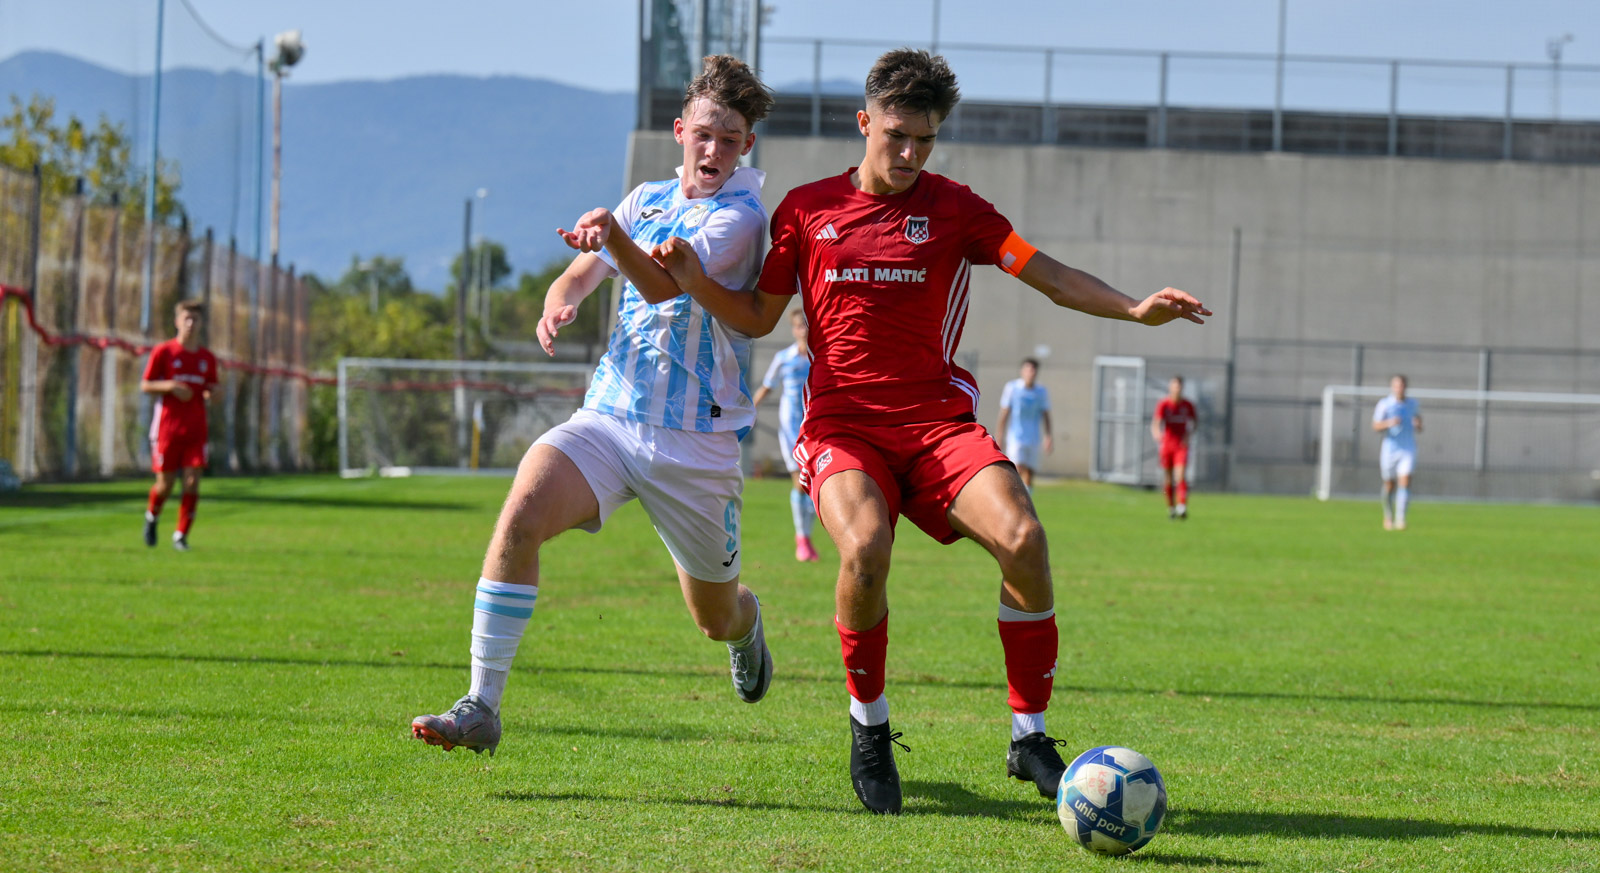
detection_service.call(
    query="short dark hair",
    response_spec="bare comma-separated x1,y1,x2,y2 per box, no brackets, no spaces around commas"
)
683,54,773,129
1393,374,1408,385
176,300,205,317
1021,358,1039,369
865,49,960,122
1171,374,1184,386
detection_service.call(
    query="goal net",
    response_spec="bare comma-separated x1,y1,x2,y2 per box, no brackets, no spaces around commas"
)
337,357,591,477
1316,385,1600,503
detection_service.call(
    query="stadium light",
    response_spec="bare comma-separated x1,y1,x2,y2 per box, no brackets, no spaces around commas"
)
269,30,306,262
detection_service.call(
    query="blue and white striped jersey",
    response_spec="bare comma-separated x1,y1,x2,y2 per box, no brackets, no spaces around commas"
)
761,344,811,440
1000,378,1051,445
1373,395,1420,453
587,166,767,434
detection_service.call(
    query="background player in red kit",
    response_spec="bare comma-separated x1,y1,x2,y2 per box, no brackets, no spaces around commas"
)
653,49,1209,814
140,300,217,551
1152,375,1197,519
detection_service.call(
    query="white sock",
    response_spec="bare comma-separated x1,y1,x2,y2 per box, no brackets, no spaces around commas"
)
469,577,538,712
790,489,806,537
145,510,156,522
1012,711,1046,741
1396,487,1409,524
471,663,508,712
1382,488,1395,520
729,598,761,650
850,693,890,727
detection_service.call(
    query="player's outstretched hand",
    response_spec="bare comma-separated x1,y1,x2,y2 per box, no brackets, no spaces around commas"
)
650,236,706,288
536,305,579,357
170,383,193,401
1131,288,1211,326
556,208,613,253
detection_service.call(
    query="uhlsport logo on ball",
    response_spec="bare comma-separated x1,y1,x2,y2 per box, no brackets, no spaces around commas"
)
1056,745,1167,856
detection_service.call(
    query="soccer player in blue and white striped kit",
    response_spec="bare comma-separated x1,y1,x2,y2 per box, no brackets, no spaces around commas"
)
752,310,818,561
411,56,776,756
1373,374,1423,531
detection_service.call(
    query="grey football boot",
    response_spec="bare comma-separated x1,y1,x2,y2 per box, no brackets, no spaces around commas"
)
728,603,773,704
411,694,502,756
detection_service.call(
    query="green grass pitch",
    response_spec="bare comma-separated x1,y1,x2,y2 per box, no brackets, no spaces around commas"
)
2,474,1596,871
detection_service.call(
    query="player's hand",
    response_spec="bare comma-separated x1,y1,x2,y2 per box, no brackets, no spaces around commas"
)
1044,434,1054,455
169,383,193,401
650,236,706,289
556,208,614,253
1131,288,1210,326
536,305,578,357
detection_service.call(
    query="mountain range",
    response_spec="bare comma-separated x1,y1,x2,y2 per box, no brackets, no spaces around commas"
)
1,50,635,288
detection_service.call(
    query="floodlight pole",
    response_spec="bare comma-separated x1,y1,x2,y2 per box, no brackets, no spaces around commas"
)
1272,0,1286,152
138,0,167,335
457,197,472,468
254,41,265,266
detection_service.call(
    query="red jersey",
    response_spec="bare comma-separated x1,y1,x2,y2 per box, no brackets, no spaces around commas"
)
757,169,1014,426
1155,397,1196,442
143,339,217,441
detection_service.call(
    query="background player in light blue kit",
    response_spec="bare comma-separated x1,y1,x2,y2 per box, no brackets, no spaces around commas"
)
752,310,817,561
1372,374,1423,530
995,358,1053,492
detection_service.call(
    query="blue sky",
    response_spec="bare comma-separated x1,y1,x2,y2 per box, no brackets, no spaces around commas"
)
2,0,1594,91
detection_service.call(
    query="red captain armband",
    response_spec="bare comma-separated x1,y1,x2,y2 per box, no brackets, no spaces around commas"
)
997,231,1038,277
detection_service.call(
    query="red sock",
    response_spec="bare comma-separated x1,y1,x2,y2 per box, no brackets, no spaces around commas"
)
837,613,888,704
178,491,199,535
1164,483,1174,506
148,486,167,517
998,615,1057,714
1177,481,1189,504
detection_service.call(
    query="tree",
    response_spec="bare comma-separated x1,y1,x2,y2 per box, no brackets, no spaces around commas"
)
0,94,181,220
450,240,512,294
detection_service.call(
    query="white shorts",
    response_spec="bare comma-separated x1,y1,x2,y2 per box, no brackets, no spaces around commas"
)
778,424,800,473
1005,439,1042,471
1379,445,1415,480
536,409,742,582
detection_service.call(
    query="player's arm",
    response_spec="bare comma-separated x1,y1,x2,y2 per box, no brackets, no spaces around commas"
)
1041,410,1054,453
752,385,772,406
557,208,681,305
995,406,1011,441
1413,413,1423,433
536,252,615,356
1150,406,1165,443
1008,239,1209,325
139,349,191,400
1372,407,1398,432
650,236,790,337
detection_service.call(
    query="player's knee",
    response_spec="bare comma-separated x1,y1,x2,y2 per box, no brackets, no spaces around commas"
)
837,527,892,590
500,493,563,551
997,515,1048,566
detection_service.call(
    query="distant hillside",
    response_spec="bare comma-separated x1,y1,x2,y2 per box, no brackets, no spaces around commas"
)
0,50,634,288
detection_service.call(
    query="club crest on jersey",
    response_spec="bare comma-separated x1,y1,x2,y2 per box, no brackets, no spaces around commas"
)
904,216,931,245
815,449,834,474
681,202,712,228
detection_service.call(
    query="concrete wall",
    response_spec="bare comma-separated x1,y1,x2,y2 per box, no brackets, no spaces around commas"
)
621,131,1600,479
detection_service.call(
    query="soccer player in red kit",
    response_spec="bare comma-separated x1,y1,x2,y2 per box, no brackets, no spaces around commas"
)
1152,376,1197,520
140,300,217,551
652,49,1209,814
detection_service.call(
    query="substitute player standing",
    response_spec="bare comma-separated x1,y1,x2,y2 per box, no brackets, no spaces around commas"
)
652,49,1209,814
752,310,818,561
1372,374,1422,530
140,300,217,551
1151,376,1197,519
410,56,776,756
995,358,1052,492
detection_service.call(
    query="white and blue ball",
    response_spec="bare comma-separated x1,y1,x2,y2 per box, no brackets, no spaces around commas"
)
1056,745,1167,856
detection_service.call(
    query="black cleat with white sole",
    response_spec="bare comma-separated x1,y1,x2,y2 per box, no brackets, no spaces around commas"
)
849,716,907,814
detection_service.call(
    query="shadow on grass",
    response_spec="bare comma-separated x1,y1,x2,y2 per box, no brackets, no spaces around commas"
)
1169,808,1600,842
532,723,781,744
4,649,1597,715
1119,854,1261,868
0,484,475,512
493,780,1040,821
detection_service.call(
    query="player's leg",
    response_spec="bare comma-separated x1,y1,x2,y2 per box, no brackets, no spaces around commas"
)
412,439,605,755
1379,448,1397,529
816,467,904,814
1173,458,1189,520
946,462,1067,800
677,568,770,703
145,467,176,547
783,426,818,561
173,465,202,550
1159,443,1177,517
1394,465,1413,530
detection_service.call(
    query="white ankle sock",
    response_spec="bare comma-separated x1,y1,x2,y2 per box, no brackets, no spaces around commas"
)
469,578,538,711
1012,711,1046,740
850,694,890,727
470,664,508,713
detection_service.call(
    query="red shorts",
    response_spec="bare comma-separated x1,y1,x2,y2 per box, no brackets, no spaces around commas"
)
794,417,1009,544
1159,438,1189,470
152,433,208,473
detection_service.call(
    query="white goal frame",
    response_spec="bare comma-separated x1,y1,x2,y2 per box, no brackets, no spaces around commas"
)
1316,384,1600,501
337,357,592,478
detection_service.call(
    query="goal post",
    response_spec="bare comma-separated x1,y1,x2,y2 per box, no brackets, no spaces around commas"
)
336,357,592,478
1316,384,1600,501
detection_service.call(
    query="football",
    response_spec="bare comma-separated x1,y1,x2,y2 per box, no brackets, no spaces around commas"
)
1056,745,1167,856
